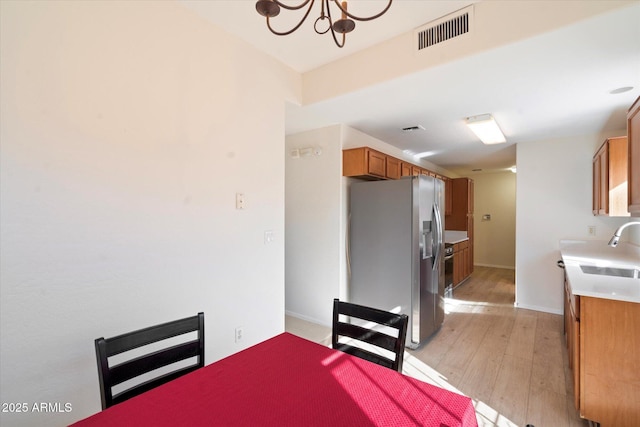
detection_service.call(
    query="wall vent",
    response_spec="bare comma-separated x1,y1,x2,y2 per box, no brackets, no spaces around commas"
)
414,5,473,52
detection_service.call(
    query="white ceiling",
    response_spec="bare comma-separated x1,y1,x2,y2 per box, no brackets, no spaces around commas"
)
181,1,640,175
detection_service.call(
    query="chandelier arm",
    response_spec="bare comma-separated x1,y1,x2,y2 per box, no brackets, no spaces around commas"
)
273,0,314,11
329,27,346,48
330,0,392,22
326,2,346,48
266,0,316,36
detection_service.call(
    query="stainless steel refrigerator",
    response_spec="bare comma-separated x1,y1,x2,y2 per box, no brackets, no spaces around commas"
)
348,175,445,349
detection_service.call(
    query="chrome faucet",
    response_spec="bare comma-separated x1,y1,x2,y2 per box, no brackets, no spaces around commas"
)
608,221,640,247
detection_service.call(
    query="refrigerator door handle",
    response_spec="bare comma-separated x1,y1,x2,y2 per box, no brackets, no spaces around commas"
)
432,204,442,269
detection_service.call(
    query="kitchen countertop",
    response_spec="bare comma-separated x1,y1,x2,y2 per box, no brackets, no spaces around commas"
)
445,230,468,244
560,239,640,304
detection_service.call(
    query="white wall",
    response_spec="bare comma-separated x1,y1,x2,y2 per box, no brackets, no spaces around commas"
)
515,131,631,314
473,172,517,269
285,125,343,325
0,2,299,425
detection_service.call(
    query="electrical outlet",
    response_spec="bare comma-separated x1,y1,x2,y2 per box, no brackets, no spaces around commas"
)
235,327,244,343
588,225,596,236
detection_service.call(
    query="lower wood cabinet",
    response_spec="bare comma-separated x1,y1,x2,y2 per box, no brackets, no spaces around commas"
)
452,240,470,286
564,282,640,427
580,297,640,427
564,275,580,410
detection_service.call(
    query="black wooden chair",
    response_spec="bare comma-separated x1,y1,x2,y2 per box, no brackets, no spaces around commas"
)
95,312,205,409
332,299,408,372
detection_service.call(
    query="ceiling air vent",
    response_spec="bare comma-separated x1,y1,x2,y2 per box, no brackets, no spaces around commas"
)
402,125,425,132
414,5,473,52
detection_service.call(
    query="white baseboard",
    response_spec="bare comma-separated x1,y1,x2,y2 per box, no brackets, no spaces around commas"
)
285,310,330,327
514,302,563,315
474,263,515,270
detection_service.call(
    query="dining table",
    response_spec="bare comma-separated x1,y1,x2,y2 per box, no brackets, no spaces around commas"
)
71,332,478,426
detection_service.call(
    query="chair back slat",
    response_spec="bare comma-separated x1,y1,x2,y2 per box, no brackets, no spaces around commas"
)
332,299,408,372
104,315,202,356
95,312,204,410
335,322,398,353
108,340,202,386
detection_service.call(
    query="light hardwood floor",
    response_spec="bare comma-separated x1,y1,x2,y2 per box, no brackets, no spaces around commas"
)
285,266,589,427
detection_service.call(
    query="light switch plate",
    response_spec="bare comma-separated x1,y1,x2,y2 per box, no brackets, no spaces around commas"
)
236,193,245,210
264,230,275,244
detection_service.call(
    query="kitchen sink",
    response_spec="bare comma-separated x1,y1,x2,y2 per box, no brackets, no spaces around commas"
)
580,265,640,279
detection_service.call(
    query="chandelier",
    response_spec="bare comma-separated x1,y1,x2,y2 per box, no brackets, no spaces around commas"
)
255,0,393,48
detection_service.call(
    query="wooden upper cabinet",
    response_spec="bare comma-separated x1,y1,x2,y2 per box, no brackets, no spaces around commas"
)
592,136,629,217
446,178,474,230
400,162,412,177
343,146,453,183
468,178,474,214
386,156,401,180
628,96,640,216
599,142,609,215
592,154,600,215
451,178,474,216
367,149,386,177
343,147,386,179
444,177,453,215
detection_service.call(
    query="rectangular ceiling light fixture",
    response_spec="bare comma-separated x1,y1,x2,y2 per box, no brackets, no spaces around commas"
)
466,114,506,144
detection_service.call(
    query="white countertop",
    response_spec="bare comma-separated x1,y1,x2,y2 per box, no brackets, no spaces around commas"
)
444,230,468,244
559,239,640,304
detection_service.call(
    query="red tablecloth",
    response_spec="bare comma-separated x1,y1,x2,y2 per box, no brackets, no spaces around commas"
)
71,332,477,426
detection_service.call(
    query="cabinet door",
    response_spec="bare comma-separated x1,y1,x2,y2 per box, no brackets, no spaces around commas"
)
467,215,474,275
400,162,412,177
468,179,474,214
386,156,401,179
598,146,608,215
452,244,462,285
572,314,580,411
580,297,640,425
592,138,629,216
608,137,629,216
368,150,386,177
565,284,580,411
445,177,453,215
343,147,385,179
628,96,640,215
564,278,571,360
461,247,468,279
592,155,600,215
